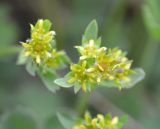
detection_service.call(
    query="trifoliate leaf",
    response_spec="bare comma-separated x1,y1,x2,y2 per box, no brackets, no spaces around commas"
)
83,20,98,45
54,78,73,88
39,70,59,93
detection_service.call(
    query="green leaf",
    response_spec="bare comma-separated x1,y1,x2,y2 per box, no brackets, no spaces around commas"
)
26,59,37,76
61,54,71,65
74,83,81,93
83,20,98,45
100,80,118,88
54,78,73,88
39,70,59,93
17,49,27,65
82,36,88,45
57,53,71,70
1,110,38,129
123,68,145,88
95,37,101,47
57,113,75,129
101,68,145,89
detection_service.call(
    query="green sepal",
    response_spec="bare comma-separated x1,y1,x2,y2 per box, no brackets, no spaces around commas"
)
43,19,52,32
34,19,52,33
85,58,95,68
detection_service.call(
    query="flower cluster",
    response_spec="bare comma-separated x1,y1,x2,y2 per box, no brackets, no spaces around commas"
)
67,39,133,92
20,19,69,69
73,112,126,129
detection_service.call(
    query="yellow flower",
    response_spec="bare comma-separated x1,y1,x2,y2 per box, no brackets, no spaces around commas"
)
22,19,55,64
67,60,97,92
73,112,126,129
96,48,133,84
44,49,69,69
75,39,107,60
67,39,134,92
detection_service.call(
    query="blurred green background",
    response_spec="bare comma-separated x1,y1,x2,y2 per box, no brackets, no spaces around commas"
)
0,0,160,129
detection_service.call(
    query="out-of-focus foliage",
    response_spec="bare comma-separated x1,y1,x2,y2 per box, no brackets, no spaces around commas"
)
0,4,20,58
0,85,67,129
142,0,160,41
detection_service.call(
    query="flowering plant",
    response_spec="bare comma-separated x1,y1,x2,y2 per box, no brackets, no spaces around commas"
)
55,20,145,93
17,19,70,92
16,19,145,129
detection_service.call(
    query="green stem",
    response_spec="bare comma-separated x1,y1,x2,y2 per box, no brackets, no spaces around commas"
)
75,92,91,117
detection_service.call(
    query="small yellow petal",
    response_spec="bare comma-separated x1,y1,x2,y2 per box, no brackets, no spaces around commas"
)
111,117,119,125
97,64,104,72
36,56,41,64
24,51,31,56
91,118,97,128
